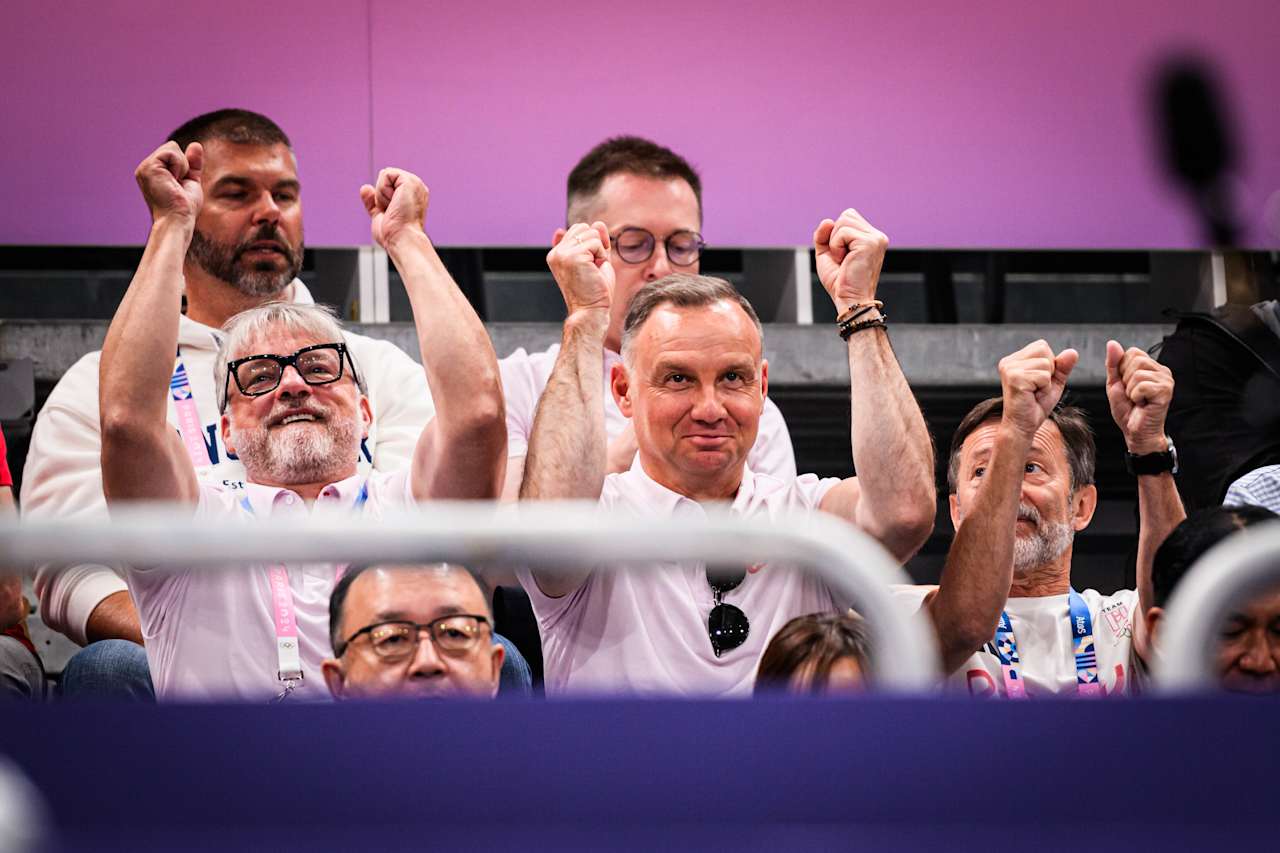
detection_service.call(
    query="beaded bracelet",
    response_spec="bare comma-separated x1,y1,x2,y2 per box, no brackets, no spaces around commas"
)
834,301,884,326
838,314,888,341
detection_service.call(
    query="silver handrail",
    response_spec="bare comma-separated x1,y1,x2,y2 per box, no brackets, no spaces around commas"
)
0,502,940,691
1152,520,1280,692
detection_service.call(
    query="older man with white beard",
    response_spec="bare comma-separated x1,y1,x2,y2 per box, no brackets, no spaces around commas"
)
897,339,1185,697
97,141,505,701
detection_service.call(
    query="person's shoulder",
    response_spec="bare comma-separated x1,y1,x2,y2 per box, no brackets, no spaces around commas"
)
755,471,838,507
342,329,418,366
1228,464,1280,493
44,350,103,402
1078,587,1140,625
500,343,561,372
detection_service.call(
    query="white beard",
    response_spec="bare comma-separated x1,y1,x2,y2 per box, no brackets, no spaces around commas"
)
1012,502,1074,575
232,411,359,486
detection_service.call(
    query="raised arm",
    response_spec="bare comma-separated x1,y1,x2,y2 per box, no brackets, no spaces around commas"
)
927,342,1077,673
99,143,204,505
519,222,615,596
812,209,935,561
360,168,506,501
1105,340,1183,662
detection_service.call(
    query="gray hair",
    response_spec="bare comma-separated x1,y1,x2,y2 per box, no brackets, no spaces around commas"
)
619,274,763,367
214,302,366,411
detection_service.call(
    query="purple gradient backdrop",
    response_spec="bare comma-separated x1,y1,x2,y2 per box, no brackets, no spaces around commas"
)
3,1,1277,248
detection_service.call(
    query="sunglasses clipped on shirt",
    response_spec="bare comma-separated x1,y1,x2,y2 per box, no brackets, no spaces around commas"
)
706,566,749,658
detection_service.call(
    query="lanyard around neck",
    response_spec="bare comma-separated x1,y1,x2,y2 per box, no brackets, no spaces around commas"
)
992,589,1102,698
170,350,212,469
238,483,369,698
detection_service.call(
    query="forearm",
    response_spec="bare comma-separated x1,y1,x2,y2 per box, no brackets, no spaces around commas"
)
85,589,143,645
100,220,187,433
930,428,1029,672
389,230,506,496
1135,470,1185,618
845,324,936,554
521,310,608,501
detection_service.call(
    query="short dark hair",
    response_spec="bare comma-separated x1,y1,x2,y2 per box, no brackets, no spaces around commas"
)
328,563,492,656
620,274,761,365
755,612,872,694
168,108,291,151
1152,505,1278,608
566,135,702,224
947,398,1096,494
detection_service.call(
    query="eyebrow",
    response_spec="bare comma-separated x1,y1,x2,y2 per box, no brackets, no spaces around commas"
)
210,175,301,192
372,605,464,623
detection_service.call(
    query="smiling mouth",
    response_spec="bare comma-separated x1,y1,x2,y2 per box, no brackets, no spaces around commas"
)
273,412,321,427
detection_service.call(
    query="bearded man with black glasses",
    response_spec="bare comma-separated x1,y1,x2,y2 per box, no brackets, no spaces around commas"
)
97,143,505,701
499,136,797,500
518,208,944,696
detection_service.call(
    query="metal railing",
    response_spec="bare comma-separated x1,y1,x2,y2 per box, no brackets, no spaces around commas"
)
1153,520,1280,693
0,502,941,691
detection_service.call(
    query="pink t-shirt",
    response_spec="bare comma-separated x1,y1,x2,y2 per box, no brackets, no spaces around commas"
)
518,460,847,696
499,344,797,481
126,470,413,702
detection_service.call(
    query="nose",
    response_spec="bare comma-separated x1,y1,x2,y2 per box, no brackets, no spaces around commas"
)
406,630,447,679
645,242,674,281
251,190,282,227
1238,630,1279,675
690,382,727,424
274,364,312,397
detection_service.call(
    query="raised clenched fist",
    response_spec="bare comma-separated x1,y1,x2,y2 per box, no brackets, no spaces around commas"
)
360,167,429,249
1105,340,1174,455
135,141,203,227
997,340,1078,439
813,208,889,312
546,221,614,315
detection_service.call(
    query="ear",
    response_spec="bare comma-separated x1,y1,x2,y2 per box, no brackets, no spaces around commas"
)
948,493,961,531
1145,606,1164,650
488,642,505,699
759,359,769,406
320,658,346,699
1071,483,1099,531
611,362,632,417
220,414,235,456
551,227,567,248
359,396,373,440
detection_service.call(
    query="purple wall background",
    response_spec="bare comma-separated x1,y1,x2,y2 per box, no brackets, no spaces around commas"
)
3,1,1277,249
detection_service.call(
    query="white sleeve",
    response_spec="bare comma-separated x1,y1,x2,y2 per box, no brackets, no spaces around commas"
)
355,336,435,472
20,354,128,645
747,397,797,481
498,349,540,459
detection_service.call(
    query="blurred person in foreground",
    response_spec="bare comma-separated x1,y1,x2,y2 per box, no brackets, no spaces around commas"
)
22,109,436,699
499,136,796,499
97,140,504,701
1146,505,1280,694
323,564,518,700
518,207,957,695
1,425,43,699
899,341,1186,697
754,613,870,696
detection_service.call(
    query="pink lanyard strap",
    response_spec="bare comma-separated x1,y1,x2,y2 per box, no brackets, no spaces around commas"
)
169,352,211,469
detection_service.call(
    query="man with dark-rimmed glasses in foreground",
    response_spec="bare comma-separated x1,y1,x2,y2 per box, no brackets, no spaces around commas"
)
98,142,505,701
323,564,508,700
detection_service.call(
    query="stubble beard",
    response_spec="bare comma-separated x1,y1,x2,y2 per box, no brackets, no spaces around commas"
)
188,226,304,298
231,410,359,486
1011,502,1075,576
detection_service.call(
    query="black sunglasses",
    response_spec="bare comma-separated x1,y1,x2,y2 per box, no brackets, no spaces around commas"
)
706,566,749,658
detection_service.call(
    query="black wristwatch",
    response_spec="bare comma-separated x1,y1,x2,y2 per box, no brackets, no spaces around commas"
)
1125,438,1179,476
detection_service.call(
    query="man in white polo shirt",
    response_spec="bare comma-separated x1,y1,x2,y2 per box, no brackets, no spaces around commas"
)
905,340,1186,697
499,136,795,499
517,208,951,696
98,140,505,700
22,109,436,697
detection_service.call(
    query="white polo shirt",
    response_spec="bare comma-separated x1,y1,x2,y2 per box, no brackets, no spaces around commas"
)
518,460,847,696
500,344,797,481
126,470,413,702
894,585,1142,697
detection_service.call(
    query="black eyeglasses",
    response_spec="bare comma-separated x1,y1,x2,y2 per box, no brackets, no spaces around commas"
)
611,227,705,266
222,342,359,410
706,566,749,658
339,615,492,661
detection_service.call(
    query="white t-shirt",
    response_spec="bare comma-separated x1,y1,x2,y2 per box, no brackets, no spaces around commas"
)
499,344,797,481
518,460,846,697
127,470,413,701
895,585,1141,697
22,281,435,644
